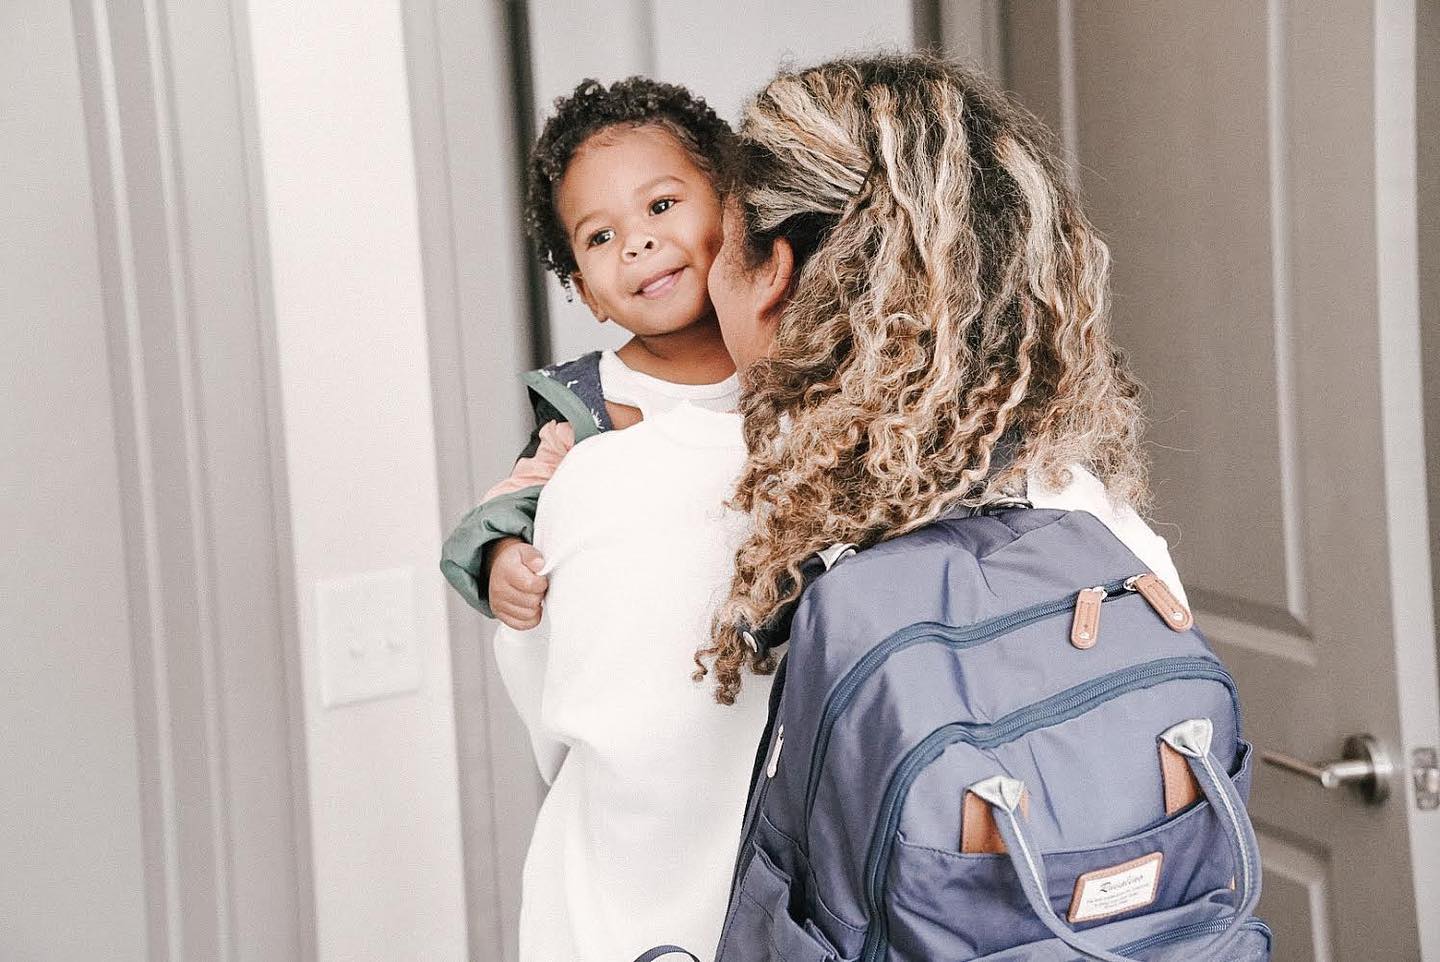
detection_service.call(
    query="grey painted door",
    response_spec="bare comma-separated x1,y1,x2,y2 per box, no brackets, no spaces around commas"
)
1005,1,1440,958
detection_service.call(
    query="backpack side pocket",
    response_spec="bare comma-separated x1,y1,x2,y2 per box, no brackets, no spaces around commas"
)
716,843,851,962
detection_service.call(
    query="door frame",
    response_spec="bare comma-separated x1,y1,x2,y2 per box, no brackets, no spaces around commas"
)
71,0,316,957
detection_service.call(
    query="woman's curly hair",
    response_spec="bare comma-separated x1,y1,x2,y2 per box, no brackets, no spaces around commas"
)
525,77,736,288
694,54,1150,704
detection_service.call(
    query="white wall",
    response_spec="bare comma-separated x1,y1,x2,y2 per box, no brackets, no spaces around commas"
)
245,1,468,959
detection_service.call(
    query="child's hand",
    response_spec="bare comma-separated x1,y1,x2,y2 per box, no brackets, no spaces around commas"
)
486,537,548,630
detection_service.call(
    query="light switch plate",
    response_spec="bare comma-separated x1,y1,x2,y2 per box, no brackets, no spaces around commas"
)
316,566,421,708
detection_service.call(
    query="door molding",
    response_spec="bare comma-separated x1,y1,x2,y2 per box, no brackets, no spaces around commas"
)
70,0,314,957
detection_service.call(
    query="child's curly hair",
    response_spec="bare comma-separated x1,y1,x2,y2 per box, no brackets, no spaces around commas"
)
525,77,736,289
694,54,1151,704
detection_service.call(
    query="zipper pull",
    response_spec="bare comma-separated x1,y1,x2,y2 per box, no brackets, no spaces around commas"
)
766,724,785,778
1071,586,1107,649
1125,573,1194,631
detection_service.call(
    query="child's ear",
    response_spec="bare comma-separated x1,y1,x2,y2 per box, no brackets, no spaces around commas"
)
570,274,607,324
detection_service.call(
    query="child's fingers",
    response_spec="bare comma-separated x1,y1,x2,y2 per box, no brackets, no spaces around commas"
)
502,557,548,594
515,544,546,573
494,582,545,612
512,568,549,595
494,598,543,631
490,547,547,622
495,581,544,609
498,562,546,596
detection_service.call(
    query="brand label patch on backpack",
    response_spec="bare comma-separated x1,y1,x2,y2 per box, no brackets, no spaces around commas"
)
1067,852,1163,923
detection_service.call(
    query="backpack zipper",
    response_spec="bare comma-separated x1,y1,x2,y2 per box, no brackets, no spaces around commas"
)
1126,573,1194,631
856,657,1239,962
767,724,786,777
1070,586,1107,649
1101,914,1272,957
802,578,1142,843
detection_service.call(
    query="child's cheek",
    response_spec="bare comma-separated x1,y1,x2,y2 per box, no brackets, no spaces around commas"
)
702,217,724,263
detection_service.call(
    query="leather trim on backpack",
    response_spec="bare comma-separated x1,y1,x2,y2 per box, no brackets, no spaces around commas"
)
1159,740,1202,814
961,785,1029,853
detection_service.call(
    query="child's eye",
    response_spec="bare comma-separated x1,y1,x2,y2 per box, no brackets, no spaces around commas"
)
587,228,614,248
650,197,677,215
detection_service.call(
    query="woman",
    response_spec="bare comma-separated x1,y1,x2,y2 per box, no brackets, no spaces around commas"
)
696,52,1185,702
674,52,1218,962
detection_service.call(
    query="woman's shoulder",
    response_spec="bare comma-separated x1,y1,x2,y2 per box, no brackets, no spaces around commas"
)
1026,463,1135,521
531,406,747,557
1027,464,1187,606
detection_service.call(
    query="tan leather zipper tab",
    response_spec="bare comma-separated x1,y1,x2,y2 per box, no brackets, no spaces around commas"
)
1071,586,1106,650
1127,573,1193,631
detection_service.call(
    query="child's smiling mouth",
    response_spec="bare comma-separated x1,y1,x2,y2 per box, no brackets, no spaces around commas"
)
635,267,685,298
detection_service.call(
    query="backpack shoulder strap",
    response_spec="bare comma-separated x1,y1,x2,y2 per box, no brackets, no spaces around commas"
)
738,542,857,658
632,947,700,962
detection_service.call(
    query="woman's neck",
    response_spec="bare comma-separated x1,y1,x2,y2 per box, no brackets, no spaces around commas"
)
615,316,736,385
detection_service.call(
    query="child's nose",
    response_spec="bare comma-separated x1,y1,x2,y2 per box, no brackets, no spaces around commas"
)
623,236,657,260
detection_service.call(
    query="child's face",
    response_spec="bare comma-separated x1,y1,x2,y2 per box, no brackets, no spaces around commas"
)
556,125,723,337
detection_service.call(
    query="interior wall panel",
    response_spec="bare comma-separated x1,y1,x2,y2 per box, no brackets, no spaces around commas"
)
405,0,543,958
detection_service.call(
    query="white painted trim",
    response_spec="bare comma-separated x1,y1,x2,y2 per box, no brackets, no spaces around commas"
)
229,0,319,954
1373,2,1440,956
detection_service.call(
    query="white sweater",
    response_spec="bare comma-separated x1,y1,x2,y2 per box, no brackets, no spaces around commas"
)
494,406,1187,962
496,403,767,962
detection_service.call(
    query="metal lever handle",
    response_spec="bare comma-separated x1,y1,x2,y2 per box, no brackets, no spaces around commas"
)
1261,733,1393,804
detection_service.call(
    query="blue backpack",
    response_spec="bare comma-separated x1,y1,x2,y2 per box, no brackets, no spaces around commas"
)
640,504,1269,962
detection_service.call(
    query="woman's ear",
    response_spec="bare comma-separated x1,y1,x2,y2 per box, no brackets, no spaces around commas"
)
571,273,607,323
756,237,796,321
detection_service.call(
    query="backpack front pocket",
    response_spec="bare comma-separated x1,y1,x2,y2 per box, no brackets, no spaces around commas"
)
882,741,1254,962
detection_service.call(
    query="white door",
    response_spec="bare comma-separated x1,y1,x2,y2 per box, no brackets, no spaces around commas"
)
1002,1,1440,958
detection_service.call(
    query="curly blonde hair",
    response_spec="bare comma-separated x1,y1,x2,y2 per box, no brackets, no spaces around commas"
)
693,54,1150,704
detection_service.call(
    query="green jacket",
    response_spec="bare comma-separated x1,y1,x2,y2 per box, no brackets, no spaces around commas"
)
440,351,613,616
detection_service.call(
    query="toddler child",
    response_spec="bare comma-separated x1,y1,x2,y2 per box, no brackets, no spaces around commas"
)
441,76,740,626
440,78,770,962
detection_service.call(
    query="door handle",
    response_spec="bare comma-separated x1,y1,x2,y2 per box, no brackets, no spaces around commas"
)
1261,733,1394,805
